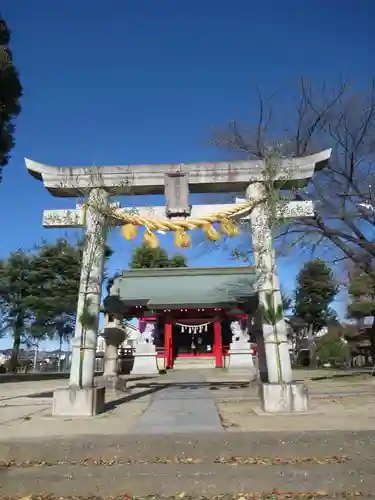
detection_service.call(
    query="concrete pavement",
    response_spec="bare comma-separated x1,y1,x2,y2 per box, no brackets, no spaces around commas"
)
1,369,375,439
1,369,375,497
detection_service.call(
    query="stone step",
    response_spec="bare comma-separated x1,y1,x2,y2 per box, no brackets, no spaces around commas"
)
173,357,216,369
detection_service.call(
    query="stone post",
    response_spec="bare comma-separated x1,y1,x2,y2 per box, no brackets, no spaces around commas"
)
247,182,292,384
53,188,109,416
69,188,109,388
247,182,308,412
103,342,119,378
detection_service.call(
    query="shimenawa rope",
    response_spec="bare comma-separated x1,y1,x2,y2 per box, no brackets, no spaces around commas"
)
93,200,257,249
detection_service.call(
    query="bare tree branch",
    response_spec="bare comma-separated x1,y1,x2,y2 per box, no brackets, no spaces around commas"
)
212,77,375,285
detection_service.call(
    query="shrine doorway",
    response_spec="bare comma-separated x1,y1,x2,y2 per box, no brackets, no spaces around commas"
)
172,322,215,359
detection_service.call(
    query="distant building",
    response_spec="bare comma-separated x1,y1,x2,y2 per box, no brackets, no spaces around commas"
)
96,321,140,355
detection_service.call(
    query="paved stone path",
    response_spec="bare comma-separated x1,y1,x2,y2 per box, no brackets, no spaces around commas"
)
131,371,223,434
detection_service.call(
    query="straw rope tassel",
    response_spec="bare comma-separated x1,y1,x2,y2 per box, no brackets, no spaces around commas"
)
108,200,255,248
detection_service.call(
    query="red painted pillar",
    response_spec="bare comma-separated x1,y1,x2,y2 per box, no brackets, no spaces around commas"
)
165,318,173,369
214,321,223,368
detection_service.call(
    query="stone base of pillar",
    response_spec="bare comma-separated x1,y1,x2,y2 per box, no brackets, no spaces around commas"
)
131,343,159,375
52,386,106,417
259,382,309,413
96,375,128,392
227,345,257,381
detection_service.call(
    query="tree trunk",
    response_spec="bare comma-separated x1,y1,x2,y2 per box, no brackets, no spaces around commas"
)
9,326,22,373
58,333,63,372
308,343,317,368
307,325,317,368
369,317,375,367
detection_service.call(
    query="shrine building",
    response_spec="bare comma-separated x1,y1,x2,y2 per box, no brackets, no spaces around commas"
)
103,266,259,370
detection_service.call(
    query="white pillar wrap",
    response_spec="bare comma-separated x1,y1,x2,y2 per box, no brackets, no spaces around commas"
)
247,182,292,384
69,188,109,388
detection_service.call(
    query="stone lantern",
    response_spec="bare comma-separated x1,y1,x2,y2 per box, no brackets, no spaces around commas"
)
97,313,127,391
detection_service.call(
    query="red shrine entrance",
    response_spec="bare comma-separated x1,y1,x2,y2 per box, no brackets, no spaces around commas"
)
139,310,250,369
104,266,259,370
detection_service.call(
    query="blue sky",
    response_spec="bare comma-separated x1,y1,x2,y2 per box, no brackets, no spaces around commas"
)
1,0,374,348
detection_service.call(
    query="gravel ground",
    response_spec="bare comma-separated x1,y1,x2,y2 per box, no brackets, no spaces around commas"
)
1,431,375,498
1,371,374,498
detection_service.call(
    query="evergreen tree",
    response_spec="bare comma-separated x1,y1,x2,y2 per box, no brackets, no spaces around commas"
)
168,254,188,268
129,243,187,269
294,259,338,334
347,267,375,363
315,328,351,367
292,259,338,365
0,16,22,181
0,240,82,371
26,239,82,361
29,239,113,362
0,250,38,370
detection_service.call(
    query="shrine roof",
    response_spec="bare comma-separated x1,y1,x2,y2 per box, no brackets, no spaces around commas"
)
104,266,258,314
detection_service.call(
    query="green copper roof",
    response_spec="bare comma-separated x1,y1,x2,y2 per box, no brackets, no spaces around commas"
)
107,266,258,311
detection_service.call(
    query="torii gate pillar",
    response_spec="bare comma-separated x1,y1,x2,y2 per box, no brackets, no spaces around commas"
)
53,188,109,417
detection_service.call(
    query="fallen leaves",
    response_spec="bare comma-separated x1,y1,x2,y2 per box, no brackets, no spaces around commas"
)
4,491,374,500
0,456,202,469
214,456,351,465
0,455,352,469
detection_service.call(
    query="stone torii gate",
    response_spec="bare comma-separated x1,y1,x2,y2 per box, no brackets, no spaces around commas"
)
25,150,330,416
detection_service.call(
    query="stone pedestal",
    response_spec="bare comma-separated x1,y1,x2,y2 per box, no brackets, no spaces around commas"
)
95,374,128,392
228,343,257,381
228,321,257,381
132,342,159,375
259,382,309,413
52,386,105,417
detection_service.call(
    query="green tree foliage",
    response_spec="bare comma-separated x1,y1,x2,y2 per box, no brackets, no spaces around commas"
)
0,239,83,371
348,269,375,319
168,254,188,268
26,239,82,358
347,267,375,362
129,243,187,269
0,16,22,180
291,259,338,366
29,240,113,359
293,259,339,335
0,250,37,370
315,329,351,367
